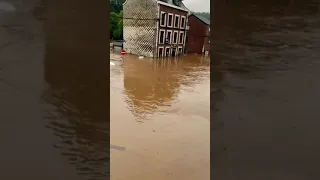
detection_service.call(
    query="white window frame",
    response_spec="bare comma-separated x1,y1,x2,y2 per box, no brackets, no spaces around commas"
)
166,30,172,44
173,30,179,44
174,14,180,29
179,31,184,44
158,46,164,57
180,16,186,29
178,46,183,55
167,13,173,28
159,29,165,44
165,47,171,57
160,11,167,27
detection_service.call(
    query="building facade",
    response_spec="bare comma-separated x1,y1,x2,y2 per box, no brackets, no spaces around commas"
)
186,13,210,54
123,0,189,58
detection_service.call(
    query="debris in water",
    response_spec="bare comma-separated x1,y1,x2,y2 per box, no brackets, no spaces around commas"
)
110,53,123,61
110,145,126,151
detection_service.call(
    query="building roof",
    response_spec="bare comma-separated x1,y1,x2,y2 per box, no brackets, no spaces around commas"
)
189,13,210,25
157,0,190,11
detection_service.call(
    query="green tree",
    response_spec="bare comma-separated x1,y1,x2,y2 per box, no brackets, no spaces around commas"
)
110,0,124,40
116,11,123,39
110,0,125,13
110,11,123,40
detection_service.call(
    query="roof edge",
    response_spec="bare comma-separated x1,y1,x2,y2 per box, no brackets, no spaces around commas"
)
123,0,157,6
188,13,210,25
157,1,189,12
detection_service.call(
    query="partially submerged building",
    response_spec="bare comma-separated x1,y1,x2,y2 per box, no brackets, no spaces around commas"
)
186,13,210,55
123,0,189,58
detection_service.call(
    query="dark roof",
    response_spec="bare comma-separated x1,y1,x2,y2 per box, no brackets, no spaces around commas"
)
189,13,210,25
157,0,189,11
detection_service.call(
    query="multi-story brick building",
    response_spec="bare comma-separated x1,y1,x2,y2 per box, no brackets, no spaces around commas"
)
123,0,189,58
186,13,210,55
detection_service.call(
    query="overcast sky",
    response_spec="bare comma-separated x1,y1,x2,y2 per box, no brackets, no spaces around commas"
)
183,0,210,12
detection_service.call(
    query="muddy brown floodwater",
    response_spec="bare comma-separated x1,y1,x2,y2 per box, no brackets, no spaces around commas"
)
1,0,108,179
213,0,320,179
110,53,210,180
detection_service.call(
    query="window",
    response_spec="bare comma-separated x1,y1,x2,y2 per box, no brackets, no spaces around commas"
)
208,27,210,32
174,15,180,28
158,47,164,57
178,46,183,56
179,31,184,44
167,13,173,27
159,29,165,44
208,39,210,44
180,16,186,29
165,47,171,57
173,31,178,44
166,30,172,44
160,11,166,27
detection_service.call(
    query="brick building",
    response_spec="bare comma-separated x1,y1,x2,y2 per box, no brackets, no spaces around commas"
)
123,0,189,58
186,13,210,55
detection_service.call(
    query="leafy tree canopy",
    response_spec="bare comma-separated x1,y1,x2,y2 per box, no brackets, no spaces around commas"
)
110,0,124,40
110,0,125,13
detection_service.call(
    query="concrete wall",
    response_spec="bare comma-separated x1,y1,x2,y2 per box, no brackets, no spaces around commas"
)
123,0,158,57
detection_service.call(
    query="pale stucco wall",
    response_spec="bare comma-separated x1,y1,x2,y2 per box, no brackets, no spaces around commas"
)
123,0,159,57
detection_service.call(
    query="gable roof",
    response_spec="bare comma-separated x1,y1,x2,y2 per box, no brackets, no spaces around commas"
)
189,13,210,25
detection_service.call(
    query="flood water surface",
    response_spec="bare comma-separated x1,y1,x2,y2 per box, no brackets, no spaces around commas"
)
213,1,320,179
1,0,109,179
110,54,210,180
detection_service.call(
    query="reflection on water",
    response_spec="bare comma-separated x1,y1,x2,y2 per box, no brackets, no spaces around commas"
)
111,54,210,180
41,0,109,179
213,0,320,179
0,0,108,179
122,55,210,121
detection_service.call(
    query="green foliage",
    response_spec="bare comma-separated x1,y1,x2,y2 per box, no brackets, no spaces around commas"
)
110,0,125,13
110,1,124,40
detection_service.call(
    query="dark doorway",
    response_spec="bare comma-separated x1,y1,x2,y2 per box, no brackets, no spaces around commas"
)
165,48,170,57
178,47,183,56
172,48,176,56
158,48,163,57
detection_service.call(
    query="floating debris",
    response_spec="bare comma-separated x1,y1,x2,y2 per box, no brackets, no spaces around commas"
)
110,53,123,61
110,144,126,151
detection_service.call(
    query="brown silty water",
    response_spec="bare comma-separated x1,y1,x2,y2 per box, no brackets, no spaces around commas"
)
1,0,208,178
1,0,108,179
213,0,320,179
110,53,210,180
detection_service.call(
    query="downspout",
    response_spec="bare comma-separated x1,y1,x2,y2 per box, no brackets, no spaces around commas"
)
154,3,160,58
183,12,189,54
